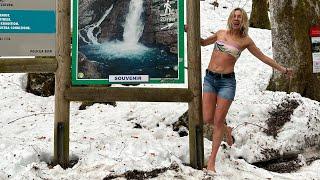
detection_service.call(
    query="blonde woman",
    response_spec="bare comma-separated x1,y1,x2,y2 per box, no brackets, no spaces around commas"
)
186,7,293,172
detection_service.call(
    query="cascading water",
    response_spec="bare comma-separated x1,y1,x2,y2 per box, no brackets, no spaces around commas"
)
79,0,148,57
123,0,144,45
79,5,113,45
78,0,178,79
100,0,148,57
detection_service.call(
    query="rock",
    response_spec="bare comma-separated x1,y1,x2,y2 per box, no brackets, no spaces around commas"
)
178,127,188,137
78,0,129,42
155,29,177,53
99,0,131,42
141,0,178,54
79,101,116,110
133,123,142,129
174,110,213,140
26,73,55,97
79,0,114,29
203,124,213,140
78,52,102,79
172,111,188,132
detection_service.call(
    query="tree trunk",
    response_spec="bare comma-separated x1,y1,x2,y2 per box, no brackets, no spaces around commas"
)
249,0,271,29
267,0,320,101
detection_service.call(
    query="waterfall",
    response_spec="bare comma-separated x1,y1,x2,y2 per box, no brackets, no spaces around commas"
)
81,0,148,58
122,0,144,45
80,5,113,45
99,0,148,58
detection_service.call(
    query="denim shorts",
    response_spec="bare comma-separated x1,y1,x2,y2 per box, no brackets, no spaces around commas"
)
203,69,236,101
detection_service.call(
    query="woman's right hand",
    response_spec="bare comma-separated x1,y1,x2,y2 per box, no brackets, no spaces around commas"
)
282,67,294,77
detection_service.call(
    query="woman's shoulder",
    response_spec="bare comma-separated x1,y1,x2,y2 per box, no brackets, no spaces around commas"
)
242,35,254,44
217,29,227,34
214,29,227,37
240,35,256,48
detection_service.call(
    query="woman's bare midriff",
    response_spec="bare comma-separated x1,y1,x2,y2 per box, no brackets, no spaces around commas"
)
207,50,237,74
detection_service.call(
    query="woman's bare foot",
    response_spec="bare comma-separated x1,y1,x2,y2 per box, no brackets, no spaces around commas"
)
225,126,234,146
206,157,216,173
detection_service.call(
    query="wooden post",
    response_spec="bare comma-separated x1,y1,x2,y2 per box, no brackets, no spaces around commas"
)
64,87,193,102
0,58,57,73
187,0,204,169
54,0,71,168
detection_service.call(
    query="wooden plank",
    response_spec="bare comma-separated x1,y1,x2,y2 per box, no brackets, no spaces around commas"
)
0,58,57,73
64,87,193,102
54,0,71,169
187,0,204,169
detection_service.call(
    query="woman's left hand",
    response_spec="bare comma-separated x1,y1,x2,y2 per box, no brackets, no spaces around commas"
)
282,67,294,77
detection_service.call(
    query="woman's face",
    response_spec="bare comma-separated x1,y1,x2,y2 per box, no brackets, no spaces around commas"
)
232,10,243,30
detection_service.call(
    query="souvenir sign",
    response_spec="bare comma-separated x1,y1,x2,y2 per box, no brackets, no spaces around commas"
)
72,0,184,84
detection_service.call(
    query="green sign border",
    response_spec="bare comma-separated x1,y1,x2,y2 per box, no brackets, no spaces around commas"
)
72,0,185,85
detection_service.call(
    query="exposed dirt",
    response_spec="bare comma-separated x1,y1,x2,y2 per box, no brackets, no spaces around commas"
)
260,148,280,161
103,163,179,180
253,153,302,173
263,98,300,138
252,98,320,173
47,156,79,169
253,149,320,173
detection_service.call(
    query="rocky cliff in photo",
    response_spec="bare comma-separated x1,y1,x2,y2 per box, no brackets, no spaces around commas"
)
77,0,179,54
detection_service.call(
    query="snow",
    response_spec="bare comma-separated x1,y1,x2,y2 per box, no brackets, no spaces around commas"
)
1,0,320,179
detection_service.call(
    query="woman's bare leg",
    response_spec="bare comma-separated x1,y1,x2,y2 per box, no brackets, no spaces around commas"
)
207,96,232,172
202,92,217,124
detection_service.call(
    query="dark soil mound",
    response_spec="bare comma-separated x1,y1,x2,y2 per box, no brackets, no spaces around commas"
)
252,153,302,173
103,163,179,180
264,98,300,138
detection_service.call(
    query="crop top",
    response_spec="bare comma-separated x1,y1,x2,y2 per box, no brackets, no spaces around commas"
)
214,40,241,59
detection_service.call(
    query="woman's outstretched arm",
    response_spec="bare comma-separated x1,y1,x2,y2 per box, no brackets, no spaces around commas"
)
200,32,219,46
247,37,293,76
184,25,219,46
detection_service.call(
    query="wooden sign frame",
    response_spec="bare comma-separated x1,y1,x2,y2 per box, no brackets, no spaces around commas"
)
71,0,185,85
0,0,204,170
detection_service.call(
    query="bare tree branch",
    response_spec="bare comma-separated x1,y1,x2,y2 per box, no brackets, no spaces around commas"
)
7,112,53,124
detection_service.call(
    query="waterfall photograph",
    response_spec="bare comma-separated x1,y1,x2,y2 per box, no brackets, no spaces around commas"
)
72,0,184,85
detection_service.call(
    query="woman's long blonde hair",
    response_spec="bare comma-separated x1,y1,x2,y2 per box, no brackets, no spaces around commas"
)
227,8,249,36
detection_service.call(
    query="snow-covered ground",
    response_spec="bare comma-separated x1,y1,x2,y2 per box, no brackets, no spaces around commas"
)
1,0,320,179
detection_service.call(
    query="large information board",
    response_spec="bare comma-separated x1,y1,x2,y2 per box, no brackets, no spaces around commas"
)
0,0,56,56
72,0,184,85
